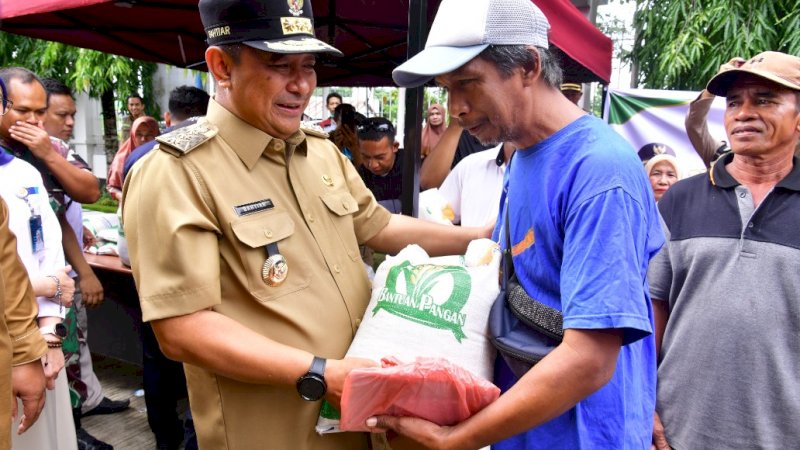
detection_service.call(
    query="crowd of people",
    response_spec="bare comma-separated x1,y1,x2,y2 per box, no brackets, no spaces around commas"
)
2,0,799,449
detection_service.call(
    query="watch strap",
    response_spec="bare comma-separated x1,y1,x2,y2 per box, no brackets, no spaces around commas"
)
40,324,60,337
309,356,326,378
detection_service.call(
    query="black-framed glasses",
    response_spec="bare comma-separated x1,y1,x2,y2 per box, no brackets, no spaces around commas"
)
357,120,394,133
0,99,11,116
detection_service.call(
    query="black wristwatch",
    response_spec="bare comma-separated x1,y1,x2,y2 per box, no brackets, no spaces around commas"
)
296,356,327,401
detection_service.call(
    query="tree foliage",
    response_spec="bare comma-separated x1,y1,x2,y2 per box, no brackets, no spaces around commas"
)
630,0,800,90
0,32,158,160
0,32,157,112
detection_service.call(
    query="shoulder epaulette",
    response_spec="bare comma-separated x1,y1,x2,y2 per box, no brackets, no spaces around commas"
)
300,121,329,139
156,121,218,156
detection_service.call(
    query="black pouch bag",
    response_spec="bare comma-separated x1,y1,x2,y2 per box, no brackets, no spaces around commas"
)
488,202,564,379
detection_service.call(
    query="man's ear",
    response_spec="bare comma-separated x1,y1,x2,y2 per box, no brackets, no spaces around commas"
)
393,141,400,152
521,46,542,87
164,111,172,128
206,46,233,89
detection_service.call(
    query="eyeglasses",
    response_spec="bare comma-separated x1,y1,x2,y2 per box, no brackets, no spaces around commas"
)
0,99,12,116
357,120,394,133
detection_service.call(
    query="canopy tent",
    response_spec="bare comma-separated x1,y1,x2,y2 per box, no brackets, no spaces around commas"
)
0,0,612,85
1,0,613,216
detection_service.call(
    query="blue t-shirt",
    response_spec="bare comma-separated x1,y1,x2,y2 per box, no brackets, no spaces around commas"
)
491,115,664,449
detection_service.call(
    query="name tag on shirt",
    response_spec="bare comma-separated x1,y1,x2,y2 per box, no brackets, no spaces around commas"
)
234,199,274,216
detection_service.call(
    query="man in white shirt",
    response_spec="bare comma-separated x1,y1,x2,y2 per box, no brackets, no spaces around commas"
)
438,143,512,227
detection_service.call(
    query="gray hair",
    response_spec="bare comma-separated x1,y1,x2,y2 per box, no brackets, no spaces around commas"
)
0,67,48,106
478,45,562,89
0,67,44,93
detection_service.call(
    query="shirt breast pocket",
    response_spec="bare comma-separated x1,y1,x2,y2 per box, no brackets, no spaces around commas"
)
230,210,310,302
320,190,361,262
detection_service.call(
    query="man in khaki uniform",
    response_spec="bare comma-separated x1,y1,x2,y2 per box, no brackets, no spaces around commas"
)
0,196,48,448
122,0,486,448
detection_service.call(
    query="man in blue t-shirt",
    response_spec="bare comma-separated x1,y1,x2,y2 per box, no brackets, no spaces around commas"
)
370,0,665,448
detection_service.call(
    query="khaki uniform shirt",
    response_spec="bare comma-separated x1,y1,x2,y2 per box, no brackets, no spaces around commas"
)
123,100,391,450
0,198,48,450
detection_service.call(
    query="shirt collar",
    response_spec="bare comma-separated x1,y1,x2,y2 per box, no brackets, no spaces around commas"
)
494,144,505,167
709,152,800,191
206,99,308,170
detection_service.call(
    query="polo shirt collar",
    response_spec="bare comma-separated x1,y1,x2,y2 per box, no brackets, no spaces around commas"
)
777,156,800,191
206,99,308,170
709,152,738,188
710,152,800,191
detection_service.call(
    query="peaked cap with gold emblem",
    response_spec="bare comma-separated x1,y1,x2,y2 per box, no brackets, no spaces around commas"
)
199,0,342,57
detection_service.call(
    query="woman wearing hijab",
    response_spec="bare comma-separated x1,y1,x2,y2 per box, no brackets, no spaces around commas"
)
645,154,681,202
420,103,446,159
107,116,159,200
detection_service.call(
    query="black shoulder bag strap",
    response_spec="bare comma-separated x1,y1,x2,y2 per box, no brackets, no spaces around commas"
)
502,192,564,341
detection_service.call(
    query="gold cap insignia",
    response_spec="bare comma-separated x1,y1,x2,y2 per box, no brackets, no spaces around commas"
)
280,17,313,35
288,0,304,17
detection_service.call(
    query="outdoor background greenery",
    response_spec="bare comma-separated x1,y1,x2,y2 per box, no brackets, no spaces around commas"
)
0,32,157,165
630,0,800,90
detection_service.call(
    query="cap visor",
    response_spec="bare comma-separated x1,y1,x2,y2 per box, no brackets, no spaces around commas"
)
707,68,799,96
245,37,343,57
393,44,489,88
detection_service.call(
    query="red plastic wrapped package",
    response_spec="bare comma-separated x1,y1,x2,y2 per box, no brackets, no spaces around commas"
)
339,357,500,432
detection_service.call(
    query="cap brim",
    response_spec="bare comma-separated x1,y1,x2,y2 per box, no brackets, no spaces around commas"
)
244,37,343,57
707,68,800,96
392,44,489,88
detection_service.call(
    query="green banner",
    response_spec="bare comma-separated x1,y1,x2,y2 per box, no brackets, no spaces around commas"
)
607,92,689,125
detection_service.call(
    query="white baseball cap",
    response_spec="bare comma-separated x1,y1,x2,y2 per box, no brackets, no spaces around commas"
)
393,0,550,88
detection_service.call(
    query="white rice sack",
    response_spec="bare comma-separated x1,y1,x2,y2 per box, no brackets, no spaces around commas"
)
418,188,454,225
346,239,501,381
82,210,120,254
316,239,500,435
82,210,119,239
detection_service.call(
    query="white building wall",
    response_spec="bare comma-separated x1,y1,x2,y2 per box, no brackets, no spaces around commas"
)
72,93,106,179
151,64,208,121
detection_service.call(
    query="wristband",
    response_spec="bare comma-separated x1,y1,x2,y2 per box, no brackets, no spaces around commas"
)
46,275,63,313
46,340,63,348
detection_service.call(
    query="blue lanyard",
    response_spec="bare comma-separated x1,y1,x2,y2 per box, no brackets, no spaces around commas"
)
0,146,14,166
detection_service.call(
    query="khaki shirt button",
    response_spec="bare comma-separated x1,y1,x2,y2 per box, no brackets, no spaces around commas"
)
333,264,341,273
265,230,273,238
273,141,284,152
355,318,362,328
308,214,315,222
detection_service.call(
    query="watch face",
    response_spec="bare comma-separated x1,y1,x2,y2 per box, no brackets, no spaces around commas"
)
54,323,67,338
297,375,326,401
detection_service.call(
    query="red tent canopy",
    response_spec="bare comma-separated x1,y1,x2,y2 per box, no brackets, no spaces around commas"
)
538,0,612,83
0,0,612,85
